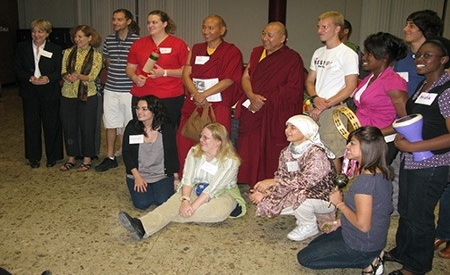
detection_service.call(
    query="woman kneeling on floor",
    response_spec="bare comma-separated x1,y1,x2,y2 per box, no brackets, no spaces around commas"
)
248,115,336,241
297,126,393,274
118,122,246,240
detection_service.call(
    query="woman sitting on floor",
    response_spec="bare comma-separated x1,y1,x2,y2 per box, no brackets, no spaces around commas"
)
249,114,336,242
118,122,246,240
297,126,393,275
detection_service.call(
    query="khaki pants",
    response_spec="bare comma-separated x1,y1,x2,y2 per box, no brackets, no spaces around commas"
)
139,191,237,237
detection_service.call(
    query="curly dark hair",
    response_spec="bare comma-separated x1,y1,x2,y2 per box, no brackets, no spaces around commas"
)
364,32,408,64
134,95,169,137
348,126,394,181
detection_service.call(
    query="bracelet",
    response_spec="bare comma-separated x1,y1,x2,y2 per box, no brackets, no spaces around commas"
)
336,202,345,209
179,196,191,202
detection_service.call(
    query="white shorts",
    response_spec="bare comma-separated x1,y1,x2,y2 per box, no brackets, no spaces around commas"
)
103,89,132,129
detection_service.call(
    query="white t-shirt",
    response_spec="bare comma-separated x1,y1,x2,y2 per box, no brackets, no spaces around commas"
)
310,43,359,99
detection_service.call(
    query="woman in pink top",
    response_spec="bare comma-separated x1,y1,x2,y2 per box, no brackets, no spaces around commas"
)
353,32,408,162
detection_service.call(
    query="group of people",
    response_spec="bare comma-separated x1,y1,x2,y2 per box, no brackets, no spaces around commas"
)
14,7,450,275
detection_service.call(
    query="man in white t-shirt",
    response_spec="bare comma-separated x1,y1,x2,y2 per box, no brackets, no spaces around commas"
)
306,11,359,171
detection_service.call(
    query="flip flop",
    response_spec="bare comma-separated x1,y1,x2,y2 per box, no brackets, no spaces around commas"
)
60,162,75,171
77,163,91,172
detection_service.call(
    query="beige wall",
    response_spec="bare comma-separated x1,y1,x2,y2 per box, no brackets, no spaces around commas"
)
17,0,450,65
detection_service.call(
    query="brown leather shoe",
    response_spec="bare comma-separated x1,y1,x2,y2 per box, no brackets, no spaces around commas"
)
435,238,446,250
438,242,450,259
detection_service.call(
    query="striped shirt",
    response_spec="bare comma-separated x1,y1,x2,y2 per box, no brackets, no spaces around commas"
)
103,32,139,93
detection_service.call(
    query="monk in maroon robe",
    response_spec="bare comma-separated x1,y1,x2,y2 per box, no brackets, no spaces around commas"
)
177,15,243,175
236,22,304,187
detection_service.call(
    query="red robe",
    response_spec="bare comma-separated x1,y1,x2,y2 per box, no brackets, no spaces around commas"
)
236,45,304,187
176,41,243,175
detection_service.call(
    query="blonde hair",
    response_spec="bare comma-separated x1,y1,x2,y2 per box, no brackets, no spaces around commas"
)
30,19,53,34
71,25,102,48
192,123,240,165
318,11,344,28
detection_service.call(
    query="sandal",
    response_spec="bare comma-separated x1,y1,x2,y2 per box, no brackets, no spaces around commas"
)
60,162,75,171
362,255,384,275
77,163,91,172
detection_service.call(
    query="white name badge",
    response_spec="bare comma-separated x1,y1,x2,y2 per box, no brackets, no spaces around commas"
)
159,47,172,54
195,56,210,65
40,50,53,58
129,134,144,144
396,71,409,82
286,161,299,172
415,92,437,105
200,161,218,175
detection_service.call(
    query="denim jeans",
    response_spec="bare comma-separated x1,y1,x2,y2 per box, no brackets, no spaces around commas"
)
436,182,450,240
297,227,380,270
126,176,175,210
390,163,449,274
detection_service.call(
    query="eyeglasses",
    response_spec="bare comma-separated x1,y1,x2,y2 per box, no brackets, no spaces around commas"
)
413,53,443,60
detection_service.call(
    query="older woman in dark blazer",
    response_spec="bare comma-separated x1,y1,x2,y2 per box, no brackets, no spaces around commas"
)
14,19,63,168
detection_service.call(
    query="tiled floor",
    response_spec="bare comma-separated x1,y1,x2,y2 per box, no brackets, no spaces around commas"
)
0,85,449,274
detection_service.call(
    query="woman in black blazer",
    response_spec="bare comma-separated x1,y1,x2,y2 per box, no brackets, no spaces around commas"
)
14,19,63,168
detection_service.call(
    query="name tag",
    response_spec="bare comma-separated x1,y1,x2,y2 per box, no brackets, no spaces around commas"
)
200,161,218,175
396,71,409,82
415,92,437,105
159,47,172,54
286,161,299,172
195,56,210,65
129,134,144,144
40,50,53,58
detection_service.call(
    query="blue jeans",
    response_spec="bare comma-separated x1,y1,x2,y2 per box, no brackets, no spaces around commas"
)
297,227,380,270
390,163,449,274
126,176,175,210
436,182,450,240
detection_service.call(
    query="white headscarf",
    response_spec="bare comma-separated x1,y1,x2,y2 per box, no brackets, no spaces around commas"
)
286,115,335,159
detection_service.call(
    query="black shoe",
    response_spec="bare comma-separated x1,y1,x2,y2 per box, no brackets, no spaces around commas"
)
30,160,40,168
383,250,403,264
46,161,56,168
95,157,118,172
118,211,145,240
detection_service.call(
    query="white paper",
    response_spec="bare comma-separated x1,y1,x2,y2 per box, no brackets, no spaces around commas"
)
195,56,210,65
415,92,437,105
40,50,53,58
200,162,218,175
242,99,255,113
129,134,144,144
159,47,172,54
193,78,222,102
286,161,299,172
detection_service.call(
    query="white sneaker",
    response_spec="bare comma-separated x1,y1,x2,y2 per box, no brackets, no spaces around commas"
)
287,225,319,241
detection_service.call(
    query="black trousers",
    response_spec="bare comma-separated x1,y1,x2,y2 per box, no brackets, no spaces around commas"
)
21,91,63,162
132,95,184,130
60,95,98,157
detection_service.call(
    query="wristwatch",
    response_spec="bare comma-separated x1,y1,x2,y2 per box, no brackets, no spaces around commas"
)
163,70,168,77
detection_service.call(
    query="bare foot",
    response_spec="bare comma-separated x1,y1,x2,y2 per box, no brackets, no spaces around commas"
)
249,190,265,204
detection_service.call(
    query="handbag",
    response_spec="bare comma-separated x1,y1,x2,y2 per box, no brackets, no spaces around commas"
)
181,103,216,141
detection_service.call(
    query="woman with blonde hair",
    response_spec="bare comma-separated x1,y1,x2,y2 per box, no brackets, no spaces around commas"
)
118,122,246,240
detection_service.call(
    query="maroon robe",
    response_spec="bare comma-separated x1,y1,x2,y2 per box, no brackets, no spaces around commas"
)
176,40,243,175
236,45,304,187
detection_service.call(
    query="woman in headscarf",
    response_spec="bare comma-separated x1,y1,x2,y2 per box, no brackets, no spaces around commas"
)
249,114,336,242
